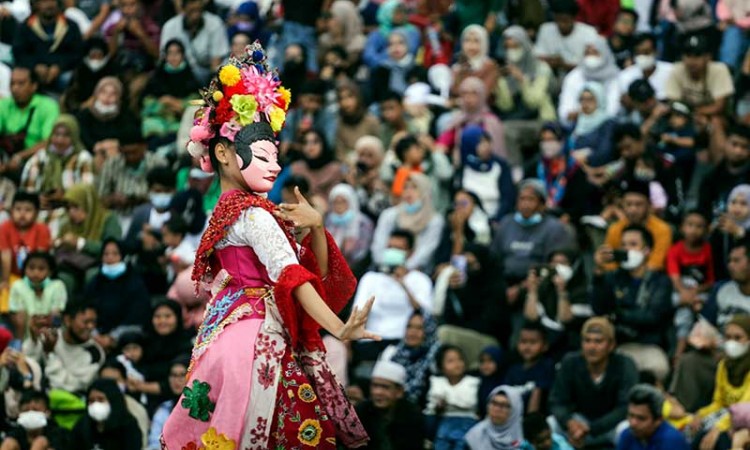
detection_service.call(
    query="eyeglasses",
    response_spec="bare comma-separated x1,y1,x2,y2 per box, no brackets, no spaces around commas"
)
304,139,320,145
489,400,512,409
169,372,187,378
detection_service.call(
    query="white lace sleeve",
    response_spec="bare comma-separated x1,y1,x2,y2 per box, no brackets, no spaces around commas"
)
218,207,299,282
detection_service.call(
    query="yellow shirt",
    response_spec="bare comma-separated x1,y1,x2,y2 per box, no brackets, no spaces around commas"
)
604,215,673,271
698,360,750,432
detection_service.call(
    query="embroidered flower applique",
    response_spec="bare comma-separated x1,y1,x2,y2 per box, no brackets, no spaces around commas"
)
181,380,216,422
201,427,236,450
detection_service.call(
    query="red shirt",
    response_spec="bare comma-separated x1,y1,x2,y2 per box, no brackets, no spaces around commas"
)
666,240,715,286
0,221,51,276
577,0,621,36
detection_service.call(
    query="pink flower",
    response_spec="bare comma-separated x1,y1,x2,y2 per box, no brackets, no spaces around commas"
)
241,66,281,113
257,362,275,389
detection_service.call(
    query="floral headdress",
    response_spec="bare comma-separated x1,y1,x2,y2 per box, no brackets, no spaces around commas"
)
186,41,291,165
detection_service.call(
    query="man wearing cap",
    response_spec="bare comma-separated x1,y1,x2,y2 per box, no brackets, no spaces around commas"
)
549,317,638,448
491,179,573,306
603,175,673,271
355,360,425,450
593,224,673,381
665,34,734,120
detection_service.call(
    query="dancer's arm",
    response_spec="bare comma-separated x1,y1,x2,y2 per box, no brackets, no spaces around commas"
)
294,282,379,342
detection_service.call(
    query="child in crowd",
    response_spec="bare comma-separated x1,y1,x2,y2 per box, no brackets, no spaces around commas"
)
0,192,51,314
477,346,505,418
116,332,147,387
161,216,195,283
659,101,697,185
667,211,715,359
504,321,556,414
9,252,67,339
425,345,480,450
521,412,574,450
4,390,70,450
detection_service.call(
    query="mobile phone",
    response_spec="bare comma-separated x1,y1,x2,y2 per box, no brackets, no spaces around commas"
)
451,255,467,283
612,249,629,263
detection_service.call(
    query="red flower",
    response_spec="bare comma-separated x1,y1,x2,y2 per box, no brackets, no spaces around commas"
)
181,441,201,450
257,362,275,389
223,83,245,100
214,98,234,125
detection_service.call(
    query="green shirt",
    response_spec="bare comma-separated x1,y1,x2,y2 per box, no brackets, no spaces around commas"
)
456,0,504,29
0,94,60,149
9,278,67,339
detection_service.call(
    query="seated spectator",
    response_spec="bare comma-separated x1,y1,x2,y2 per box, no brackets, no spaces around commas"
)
160,0,228,84
711,185,750,281
456,125,515,221
355,360,426,450
354,229,433,360
371,173,444,273
0,192,51,314
347,135,389,220
435,189,492,270
665,35,734,123
425,345,480,450
490,179,573,306
476,346,504,418
522,412,574,450
618,384,689,450
225,2,266,47
0,327,43,401
62,37,120,114
9,252,66,339
1,390,70,450
362,0,418,69
98,361,149,448
698,124,750,221
716,0,750,68
465,386,524,450
549,317,638,448
667,211,714,358
607,8,638,69
147,357,188,450
20,114,94,208
593,225,673,381
76,77,137,162
451,25,498,99
371,29,416,104
141,39,200,151
83,239,151,351
166,187,205,248
70,378,142,450
334,82,380,161
378,93,409,149
533,0,598,73
325,183,374,272
656,102,697,186
278,80,335,158
0,67,59,177
102,0,160,81
604,178,673,271
558,37,621,124
23,301,104,395
504,321,555,414
318,0,365,67
689,315,750,450
12,0,82,92
161,217,194,283
388,134,453,213
617,34,674,104
567,82,618,168
290,129,345,201
668,318,720,414
704,241,750,330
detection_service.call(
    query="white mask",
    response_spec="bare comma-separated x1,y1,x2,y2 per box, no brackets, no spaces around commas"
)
88,401,111,422
506,48,524,63
634,54,656,70
84,56,108,72
582,55,604,70
620,250,645,270
93,100,119,116
724,340,749,359
540,141,563,159
555,264,574,283
17,411,47,430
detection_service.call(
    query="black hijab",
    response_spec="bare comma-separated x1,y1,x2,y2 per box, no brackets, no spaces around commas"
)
86,379,135,432
169,189,207,235
143,39,200,99
141,300,191,379
301,129,336,170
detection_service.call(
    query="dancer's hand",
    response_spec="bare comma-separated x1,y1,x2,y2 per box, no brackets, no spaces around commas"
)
337,296,381,342
276,186,323,229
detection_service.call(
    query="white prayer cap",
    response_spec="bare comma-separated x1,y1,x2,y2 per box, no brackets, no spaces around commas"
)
371,360,407,386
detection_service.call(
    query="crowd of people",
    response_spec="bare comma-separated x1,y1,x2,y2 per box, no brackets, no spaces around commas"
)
0,0,750,448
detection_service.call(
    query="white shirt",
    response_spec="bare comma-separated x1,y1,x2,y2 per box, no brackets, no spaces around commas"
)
352,270,433,340
160,12,230,82
616,60,675,104
534,21,599,66
558,68,621,126
424,375,480,417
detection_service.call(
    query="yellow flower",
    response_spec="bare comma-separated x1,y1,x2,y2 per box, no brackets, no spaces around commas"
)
297,419,322,447
287,389,294,399
230,95,258,126
200,427,236,450
297,383,316,403
277,87,292,109
218,65,241,87
268,105,286,133
212,91,224,102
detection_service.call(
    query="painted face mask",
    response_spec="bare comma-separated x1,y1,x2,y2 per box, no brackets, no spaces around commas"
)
234,123,281,193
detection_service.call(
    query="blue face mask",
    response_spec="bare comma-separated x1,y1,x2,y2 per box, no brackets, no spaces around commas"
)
403,201,423,215
149,192,173,211
514,212,543,227
24,276,49,291
101,262,127,279
329,210,355,226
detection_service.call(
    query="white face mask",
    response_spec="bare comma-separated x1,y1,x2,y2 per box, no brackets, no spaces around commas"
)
84,56,108,72
506,48,524,63
93,100,119,116
583,55,604,70
724,340,750,359
88,401,111,422
634,54,656,70
555,264,574,283
540,141,563,159
620,250,645,270
17,411,48,430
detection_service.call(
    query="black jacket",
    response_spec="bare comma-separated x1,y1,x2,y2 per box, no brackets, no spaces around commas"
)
13,17,82,71
355,398,425,450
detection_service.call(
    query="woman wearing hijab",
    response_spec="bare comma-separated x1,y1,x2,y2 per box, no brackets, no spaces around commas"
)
437,77,508,164
477,347,505,418
434,189,493,267
71,378,142,450
370,28,416,103
558,37,622,126
711,185,750,281
690,315,750,450
325,183,374,272
141,39,200,149
318,0,367,66
291,129,345,199
76,76,137,154
465,386,524,450
362,0,420,68
452,25,500,99
371,172,445,273
335,82,381,161
568,82,618,168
